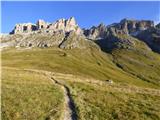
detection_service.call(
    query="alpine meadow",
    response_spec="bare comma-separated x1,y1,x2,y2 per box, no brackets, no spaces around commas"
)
1,1,160,120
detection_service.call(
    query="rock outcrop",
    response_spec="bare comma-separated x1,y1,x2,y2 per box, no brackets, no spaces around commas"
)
36,19,48,29
47,17,82,34
83,23,107,39
83,19,154,40
108,19,154,35
82,19,156,53
15,31,66,48
59,31,95,49
10,23,37,34
2,17,159,52
10,17,82,35
135,26,160,53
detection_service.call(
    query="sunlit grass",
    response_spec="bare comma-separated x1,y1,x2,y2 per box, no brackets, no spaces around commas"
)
67,81,160,120
1,68,64,120
2,47,159,88
1,45,160,120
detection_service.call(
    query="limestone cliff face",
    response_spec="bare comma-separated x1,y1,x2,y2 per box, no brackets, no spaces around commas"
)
3,17,159,52
135,26,160,53
82,19,155,53
10,17,82,35
59,31,88,49
83,19,154,40
83,23,107,39
7,17,86,49
10,23,37,34
108,19,154,35
47,17,82,34
36,19,48,29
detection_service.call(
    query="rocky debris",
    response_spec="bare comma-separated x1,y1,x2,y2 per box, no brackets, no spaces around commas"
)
2,30,98,50
94,31,152,53
104,34,135,52
15,31,66,48
0,42,13,49
10,17,82,35
59,31,90,49
1,34,24,48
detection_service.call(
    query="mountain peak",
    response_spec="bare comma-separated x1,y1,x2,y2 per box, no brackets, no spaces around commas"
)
68,17,76,24
10,17,82,35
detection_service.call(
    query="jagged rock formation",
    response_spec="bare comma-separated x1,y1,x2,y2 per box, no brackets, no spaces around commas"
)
6,17,86,49
10,17,82,35
135,27,160,53
36,19,48,29
46,17,82,35
3,16,99,49
1,17,159,53
10,23,37,34
83,19,158,53
83,19,154,40
59,31,99,49
15,31,66,48
83,23,107,39
108,19,154,35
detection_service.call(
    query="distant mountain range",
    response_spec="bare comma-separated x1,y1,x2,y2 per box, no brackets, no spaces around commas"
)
1,17,160,53
2,16,160,120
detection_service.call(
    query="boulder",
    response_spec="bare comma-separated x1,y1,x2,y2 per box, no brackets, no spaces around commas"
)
105,79,113,84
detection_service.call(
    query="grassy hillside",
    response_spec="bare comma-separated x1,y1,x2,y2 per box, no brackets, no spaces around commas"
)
112,49,160,86
1,45,160,120
2,47,158,88
67,81,160,120
110,35,160,87
2,68,64,120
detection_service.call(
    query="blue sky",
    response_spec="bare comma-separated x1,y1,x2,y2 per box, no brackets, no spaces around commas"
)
1,1,160,33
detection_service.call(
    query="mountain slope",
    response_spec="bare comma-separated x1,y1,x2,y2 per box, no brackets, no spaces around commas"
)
1,17,160,120
2,46,160,89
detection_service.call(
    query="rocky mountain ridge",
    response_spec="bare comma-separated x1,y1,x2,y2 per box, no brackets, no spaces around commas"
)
84,18,155,39
1,17,160,53
10,17,82,35
83,18,159,53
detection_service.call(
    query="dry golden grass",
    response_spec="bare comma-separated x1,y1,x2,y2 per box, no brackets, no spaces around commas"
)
1,68,64,120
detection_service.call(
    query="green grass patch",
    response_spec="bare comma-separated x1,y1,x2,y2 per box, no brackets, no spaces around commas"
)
1,68,64,120
2,47,158,89
112,49,160,88
67,81,160,120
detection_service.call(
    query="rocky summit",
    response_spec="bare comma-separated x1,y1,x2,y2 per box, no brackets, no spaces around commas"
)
10,17,82,35
83,19,154,39
1,17,160,53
